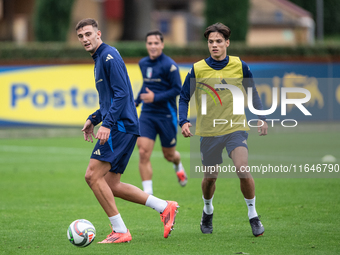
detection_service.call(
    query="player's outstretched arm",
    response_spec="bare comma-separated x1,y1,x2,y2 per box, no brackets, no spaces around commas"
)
82,119,96,143
258,120,268,136
181,122,193,138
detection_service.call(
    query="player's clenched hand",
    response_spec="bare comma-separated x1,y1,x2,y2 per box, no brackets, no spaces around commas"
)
140,87,154,103
96,126,111,145
258,120,268,136
181,122,193,138
82,119,95,143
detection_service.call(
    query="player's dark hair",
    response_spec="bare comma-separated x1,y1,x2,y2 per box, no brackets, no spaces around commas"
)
75,18,98,31
204,23,231,40
145,30,164,42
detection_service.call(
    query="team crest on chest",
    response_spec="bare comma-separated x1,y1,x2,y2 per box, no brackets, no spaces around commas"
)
146,67,153,78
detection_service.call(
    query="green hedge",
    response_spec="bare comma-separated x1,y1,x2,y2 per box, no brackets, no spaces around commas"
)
1,42,340,62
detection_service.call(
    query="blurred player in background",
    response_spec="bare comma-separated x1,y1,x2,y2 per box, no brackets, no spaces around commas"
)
179,23,268,237
76,18,178,244
135,30,187,195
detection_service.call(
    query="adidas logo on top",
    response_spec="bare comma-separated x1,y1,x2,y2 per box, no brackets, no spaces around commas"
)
93,149,101,155
170,64,177,72
106,54,114,61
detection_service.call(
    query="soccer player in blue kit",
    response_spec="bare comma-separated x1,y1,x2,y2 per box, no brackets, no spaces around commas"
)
179,23,268,237
76,18,178,243
135,30,187,195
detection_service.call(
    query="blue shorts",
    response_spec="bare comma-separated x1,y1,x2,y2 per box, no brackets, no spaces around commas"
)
139,112,177,148
200,131,249,166
90,131,137,174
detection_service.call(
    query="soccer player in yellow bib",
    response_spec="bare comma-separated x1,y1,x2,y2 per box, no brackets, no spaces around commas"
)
179,23,268,237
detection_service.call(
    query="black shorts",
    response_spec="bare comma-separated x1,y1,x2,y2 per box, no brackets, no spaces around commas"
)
200,131,248,166
139,112,177,147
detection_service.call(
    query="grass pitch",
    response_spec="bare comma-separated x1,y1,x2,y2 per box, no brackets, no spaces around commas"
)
0,124,339,254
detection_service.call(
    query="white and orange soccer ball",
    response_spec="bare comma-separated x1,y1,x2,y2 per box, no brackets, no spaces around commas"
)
67,219,96,247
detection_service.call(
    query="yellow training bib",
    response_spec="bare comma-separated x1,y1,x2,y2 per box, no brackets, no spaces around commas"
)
193,56,249,136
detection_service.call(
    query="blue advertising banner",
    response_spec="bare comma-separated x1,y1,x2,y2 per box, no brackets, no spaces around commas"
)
246,62,340,122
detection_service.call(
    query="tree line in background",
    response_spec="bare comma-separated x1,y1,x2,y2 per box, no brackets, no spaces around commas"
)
205,0,249,41
34,0,74,42
33,0,340,42
289,0,340,37
205,0,340,41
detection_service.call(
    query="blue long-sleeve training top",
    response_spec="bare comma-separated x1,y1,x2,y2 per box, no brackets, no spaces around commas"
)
135,53,182,116
88,43,140,135
179,56,266,127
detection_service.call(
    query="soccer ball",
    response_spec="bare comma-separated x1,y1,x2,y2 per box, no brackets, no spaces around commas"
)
67,219,96,247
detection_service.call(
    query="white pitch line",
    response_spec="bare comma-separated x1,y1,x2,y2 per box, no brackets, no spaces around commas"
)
130,151,191,159
0,145,325,163
0,145,88,155
0,145,192,158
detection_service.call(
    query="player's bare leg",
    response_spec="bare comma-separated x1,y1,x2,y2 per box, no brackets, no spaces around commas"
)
231,147,254,199
231,146,264,236
202,169,218,199
104,171,149,204
85,159,119,216
200,169,218,234
162,146,180,165
85,159,131,243
137,137,155,194
162,146,187,186
104,171,179,239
